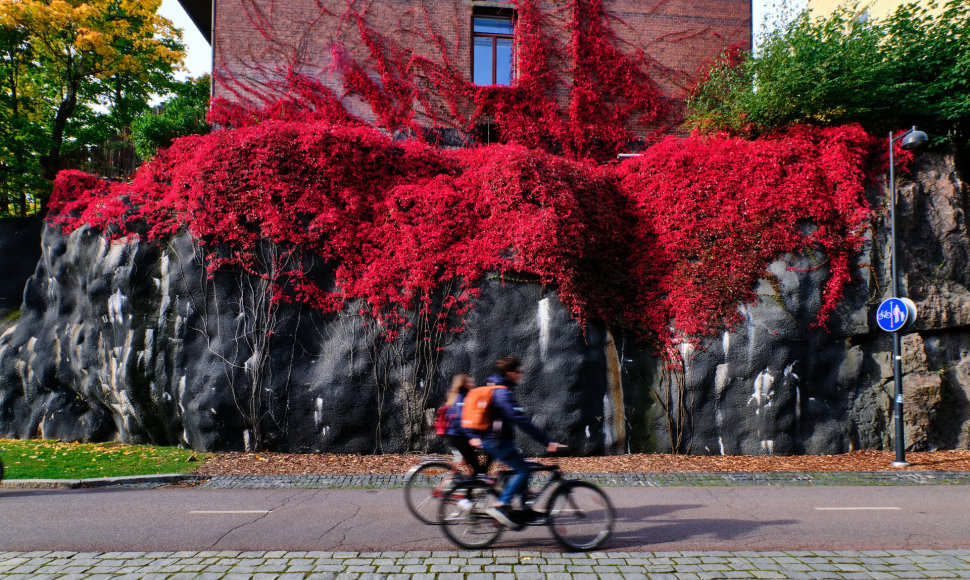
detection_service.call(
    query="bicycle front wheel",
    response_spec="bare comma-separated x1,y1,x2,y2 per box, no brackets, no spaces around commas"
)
548,481,614,551
403,460,453,524
438,480,504,549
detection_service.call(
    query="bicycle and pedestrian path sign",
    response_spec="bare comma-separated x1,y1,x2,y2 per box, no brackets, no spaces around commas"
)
876,297,917,332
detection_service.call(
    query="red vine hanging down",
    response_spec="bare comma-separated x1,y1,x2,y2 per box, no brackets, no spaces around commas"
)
46,0,887,352
209,0,673,160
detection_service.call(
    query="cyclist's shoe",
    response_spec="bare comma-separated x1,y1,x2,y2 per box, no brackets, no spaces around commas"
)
510,508,540,524
484,504,520,529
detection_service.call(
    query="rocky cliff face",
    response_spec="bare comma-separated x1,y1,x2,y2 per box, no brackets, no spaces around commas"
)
0,152,967,454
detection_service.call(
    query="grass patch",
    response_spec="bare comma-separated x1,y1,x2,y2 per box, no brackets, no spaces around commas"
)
0,439,210,480
2,309,20,322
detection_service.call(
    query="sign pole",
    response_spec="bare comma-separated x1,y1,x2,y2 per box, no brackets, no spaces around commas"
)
888,131,908,468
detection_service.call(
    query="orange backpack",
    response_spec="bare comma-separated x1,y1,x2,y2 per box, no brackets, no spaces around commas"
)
460,385,506,432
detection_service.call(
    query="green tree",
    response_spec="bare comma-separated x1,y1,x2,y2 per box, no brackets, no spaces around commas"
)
881,1,970,143
132,75,210,160
685,0,970,146
0,0,184,212
0,24,49,216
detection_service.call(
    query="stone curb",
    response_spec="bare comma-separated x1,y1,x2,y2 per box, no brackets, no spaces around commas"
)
198,470,970,489
3,470,970,489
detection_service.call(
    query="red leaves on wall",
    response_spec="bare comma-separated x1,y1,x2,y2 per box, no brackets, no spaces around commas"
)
211,0,671,161
46,0,879,352
48,120,879,350
616,124,878,345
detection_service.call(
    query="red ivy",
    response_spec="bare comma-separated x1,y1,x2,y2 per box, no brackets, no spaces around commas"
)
48,121,881,350
210,0,671,161
45,0,886,352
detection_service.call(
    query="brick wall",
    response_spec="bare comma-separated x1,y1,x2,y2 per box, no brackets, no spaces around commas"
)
212,0,751,128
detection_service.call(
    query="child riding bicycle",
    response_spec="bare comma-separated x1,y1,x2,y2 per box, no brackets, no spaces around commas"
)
439,373,491,477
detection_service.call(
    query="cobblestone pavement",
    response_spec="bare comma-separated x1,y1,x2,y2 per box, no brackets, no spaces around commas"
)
197,471,970,489
1,549,969,579
4,470,969,490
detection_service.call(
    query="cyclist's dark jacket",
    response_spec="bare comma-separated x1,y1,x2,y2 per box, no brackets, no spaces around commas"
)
465,374,551,445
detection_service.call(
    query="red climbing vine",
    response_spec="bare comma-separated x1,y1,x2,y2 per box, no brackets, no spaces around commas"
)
48,119,882,347
46,0,886,351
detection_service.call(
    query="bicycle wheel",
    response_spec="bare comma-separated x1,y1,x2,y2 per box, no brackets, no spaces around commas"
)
403,460,454,524
547,481,614,551
438,480,504,549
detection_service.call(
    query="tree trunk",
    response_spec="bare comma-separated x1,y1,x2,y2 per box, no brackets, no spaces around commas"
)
42,85,77,184
0,171,8,216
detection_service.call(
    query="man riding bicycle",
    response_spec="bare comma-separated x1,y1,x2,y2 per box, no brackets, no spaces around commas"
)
466,356,564,527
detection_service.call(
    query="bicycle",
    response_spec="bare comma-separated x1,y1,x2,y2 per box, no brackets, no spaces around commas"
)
403,454,496,524
437,461,614,551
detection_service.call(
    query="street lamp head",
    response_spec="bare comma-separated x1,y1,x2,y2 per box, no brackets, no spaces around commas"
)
900,127,928,150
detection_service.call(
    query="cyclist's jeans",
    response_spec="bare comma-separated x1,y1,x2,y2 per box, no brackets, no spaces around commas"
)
481,438,530,506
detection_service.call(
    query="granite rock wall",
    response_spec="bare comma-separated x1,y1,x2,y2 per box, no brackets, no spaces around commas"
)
0,151,967,454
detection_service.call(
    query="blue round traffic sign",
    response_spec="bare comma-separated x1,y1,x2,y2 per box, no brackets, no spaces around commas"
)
876,297,917,332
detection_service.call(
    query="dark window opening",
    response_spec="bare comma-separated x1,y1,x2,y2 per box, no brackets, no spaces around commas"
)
474,118,503,145
472,11,513,86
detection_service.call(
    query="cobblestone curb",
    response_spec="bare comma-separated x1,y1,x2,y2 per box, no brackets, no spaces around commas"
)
197,470,970,489
3,470,969,490
1,549,969,579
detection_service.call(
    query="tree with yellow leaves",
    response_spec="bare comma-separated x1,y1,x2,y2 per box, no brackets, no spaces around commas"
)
0,0,184,211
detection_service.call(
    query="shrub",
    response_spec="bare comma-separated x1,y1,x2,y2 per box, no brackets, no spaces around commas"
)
132,76,211,160
686,0,970,146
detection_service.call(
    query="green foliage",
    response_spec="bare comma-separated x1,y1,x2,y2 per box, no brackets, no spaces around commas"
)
686,0,970,145
0,24,48,216
881,1,970,141
0,438,208,479
133,75,211,160
0,0,185,216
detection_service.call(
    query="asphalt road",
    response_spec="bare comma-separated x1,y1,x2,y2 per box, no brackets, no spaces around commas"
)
1,485,967,553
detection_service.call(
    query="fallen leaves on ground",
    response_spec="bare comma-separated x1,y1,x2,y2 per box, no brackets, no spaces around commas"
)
195,450,970,476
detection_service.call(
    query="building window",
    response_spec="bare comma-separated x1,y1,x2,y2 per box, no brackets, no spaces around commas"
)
472,13,513,86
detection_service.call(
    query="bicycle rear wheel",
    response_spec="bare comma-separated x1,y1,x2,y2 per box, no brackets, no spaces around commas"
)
403,460,453,524
547,481,614,551
438,480,504,549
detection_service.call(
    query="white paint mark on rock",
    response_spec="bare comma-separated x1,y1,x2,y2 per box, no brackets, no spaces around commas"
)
108,288,127,325
537,297,550,361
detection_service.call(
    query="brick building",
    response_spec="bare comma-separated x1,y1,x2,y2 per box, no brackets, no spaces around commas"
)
177,0,751,138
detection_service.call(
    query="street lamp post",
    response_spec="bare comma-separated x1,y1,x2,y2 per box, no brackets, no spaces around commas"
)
887,126,927,468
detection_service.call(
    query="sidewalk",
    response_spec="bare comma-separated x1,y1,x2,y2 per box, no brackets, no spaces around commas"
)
2,549,969,579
